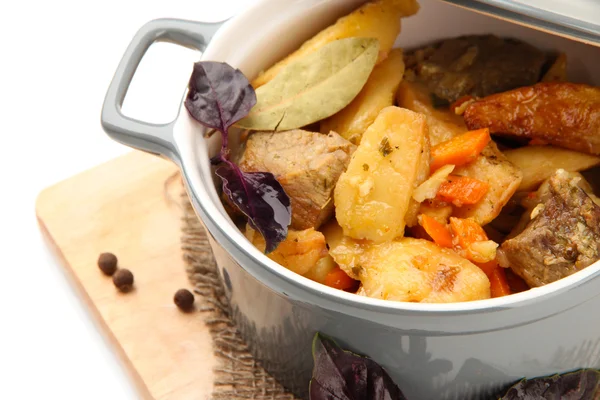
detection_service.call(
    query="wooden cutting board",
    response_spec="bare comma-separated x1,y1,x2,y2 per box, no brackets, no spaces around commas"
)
35,151,216,400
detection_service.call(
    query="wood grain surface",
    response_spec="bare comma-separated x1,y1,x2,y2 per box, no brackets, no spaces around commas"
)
36,150,215,400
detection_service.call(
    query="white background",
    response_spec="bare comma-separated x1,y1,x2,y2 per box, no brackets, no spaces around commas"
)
0,1,253,399
1,0,599,399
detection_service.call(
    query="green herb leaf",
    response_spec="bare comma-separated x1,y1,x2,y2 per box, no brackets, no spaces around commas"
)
500,369,600,399
236,37,379,131
378,136,393,157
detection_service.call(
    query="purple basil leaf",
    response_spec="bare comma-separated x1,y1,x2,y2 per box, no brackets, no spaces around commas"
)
310,333,407,400
216,164,291,254
500,369,600,400
184,61,291,253
184,61,256,134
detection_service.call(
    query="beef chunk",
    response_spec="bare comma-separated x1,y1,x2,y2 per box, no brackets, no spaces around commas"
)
499,169,600,287
404,34,546,103
239,129,355,230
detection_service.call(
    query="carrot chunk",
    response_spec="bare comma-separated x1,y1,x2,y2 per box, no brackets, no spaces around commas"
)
430,128,491,171
449,217,488,250
474,260,498,277
489,267,512,297
419,214,453,248
449,217,511,297
324,266,359,291
437,175,489,206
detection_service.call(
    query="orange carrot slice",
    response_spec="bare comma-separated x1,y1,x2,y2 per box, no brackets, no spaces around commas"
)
449,217,488,250
489,267,512,297
449,220,511,298
324,266,359,291
437,175,489,206
474,260,498,277
430,128,491,171
419,214,453,248
474,259,512,298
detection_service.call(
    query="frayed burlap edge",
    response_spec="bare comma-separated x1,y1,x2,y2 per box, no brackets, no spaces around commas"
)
179,190,299,400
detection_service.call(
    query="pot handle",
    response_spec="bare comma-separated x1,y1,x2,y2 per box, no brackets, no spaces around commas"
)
101,18,224,161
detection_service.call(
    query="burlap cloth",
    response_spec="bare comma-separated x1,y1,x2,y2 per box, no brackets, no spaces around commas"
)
179,189,300,400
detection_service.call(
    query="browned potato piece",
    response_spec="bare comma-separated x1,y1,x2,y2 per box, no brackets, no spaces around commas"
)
464,82,600,155
322,221,490,302
251,0,420,88
246,225,328,276
321,49,406,144
504,145,600,191
396,80,466,145
453,142,522,225
541,53,567,82
334,106,429,243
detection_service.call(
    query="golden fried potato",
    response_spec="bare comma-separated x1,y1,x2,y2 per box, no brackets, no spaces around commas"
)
396,80,467,145
320,48,406,144
464,82,600,155
453,142,522,225
251,0,420,88
504,145,600,191
322,220,490,303
334,106,429,243
246,225,328,275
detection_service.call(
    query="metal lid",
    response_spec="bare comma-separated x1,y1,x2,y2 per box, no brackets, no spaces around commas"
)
442,0,600,46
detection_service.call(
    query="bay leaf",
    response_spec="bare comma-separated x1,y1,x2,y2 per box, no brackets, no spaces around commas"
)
236,37,379,131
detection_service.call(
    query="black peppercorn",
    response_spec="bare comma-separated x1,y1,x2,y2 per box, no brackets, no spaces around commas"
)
113,269,134,292
174,288,195,311
98,252,118,276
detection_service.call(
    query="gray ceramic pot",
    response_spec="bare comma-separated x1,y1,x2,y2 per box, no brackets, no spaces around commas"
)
101,1,600,399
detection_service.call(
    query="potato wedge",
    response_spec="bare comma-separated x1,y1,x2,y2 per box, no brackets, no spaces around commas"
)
251,0,420,88
541,53,567,82
320,48,406,145
453,142,522,225
246,225,328,276
334,106,429,242
504,145,600,192
404,126,431,227
464,82,600,155
396,80,467,145
322,221,491,303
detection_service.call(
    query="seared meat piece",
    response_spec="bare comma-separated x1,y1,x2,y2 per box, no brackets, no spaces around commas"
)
405,34,546,103
239,129,355,230
464,82,600,155
499,169,600,287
